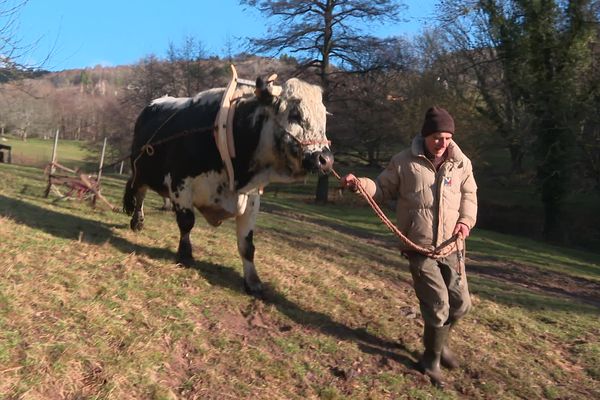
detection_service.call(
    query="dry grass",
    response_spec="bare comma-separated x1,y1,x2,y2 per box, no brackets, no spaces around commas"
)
0,162,599,399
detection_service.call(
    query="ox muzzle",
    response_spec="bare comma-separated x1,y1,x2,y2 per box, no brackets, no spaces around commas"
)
302,149,334,175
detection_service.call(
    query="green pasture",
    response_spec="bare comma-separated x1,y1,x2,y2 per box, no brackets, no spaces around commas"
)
1,136,101,170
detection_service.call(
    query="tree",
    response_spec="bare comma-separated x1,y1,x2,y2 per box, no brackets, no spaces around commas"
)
241,0,406,203
576,28,600,192
124,55,171,111
439,0,599,241
166,36,208,97
329,37,416,166
1,0,52,82
436,1,535,174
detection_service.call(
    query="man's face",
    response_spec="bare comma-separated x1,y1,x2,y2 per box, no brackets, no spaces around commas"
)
424,132,453,158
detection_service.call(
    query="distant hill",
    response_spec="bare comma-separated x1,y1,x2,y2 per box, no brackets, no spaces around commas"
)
0,55,302,143
0,66,51,83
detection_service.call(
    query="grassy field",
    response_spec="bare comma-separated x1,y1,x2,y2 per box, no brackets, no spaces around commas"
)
1,136,101,171
0,159,599,399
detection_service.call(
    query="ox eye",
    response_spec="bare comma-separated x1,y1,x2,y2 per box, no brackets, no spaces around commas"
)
288,108,302,124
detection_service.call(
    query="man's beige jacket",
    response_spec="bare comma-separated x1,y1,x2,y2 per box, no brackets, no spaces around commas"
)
358,136,478,250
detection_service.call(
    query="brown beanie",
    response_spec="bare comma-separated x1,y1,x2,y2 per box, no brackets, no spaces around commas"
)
421,107,455,137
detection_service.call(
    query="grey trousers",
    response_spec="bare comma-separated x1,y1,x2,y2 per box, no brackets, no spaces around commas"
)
408,252,472,327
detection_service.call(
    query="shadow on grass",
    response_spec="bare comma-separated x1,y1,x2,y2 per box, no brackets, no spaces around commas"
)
0,194,419,369
0,194,173,262
261,286,420,370
184,258,419,371
261,200,391,243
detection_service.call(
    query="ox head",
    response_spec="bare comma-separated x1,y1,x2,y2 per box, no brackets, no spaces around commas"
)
255,76,334,177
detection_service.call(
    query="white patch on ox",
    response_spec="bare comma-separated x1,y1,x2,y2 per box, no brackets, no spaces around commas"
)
193,88,225,106
150,85,256,121
165,171,250,227
150,88,225,111
277,78,328,152
237,169,298,195
151,95,192,110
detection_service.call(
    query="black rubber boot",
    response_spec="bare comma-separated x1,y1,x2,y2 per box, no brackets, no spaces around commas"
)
419,325,449,387
441,323,459,369
441,345,459,369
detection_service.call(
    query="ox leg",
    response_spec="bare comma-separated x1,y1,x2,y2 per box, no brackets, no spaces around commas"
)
130,186,147,231
160,196,173,211
236,194,262,294
175,207,195,265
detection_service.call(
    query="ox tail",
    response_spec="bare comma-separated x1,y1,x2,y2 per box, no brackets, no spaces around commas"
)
123,178,137,216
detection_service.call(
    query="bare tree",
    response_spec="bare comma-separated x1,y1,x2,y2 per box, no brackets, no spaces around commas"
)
438,0,599,242
1,1,27,78
1,0,53,82
329,36,416,166
166,36,208,97
241,0,406,203
124,55,171,111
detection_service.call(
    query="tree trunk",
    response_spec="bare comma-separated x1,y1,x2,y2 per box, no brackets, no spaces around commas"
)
509,144,524,174
314,2,334,204
541,184,564,243
315,175,329,204
537,121,572,244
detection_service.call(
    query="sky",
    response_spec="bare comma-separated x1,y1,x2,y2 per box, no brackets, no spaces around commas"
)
14,0,437,71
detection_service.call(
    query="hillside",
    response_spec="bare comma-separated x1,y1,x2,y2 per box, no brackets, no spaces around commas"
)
0,56,299,144
0,162,598,399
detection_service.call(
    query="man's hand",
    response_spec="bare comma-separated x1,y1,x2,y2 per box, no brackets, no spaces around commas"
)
340,173,359,192
453,222,470,238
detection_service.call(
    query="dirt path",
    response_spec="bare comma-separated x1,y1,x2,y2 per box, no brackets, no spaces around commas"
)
467,255,600,308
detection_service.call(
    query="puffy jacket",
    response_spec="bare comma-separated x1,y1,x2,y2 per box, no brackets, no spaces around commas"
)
358,135,477,250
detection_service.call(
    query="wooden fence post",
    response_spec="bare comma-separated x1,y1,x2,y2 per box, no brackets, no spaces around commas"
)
93,137,108,207
44,129,60,198
50,129,59,173
97,137,107,183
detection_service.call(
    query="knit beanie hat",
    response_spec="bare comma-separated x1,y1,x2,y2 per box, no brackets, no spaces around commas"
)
421,107,455,137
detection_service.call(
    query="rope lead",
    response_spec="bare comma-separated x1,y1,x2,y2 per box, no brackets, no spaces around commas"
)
331,168,464,259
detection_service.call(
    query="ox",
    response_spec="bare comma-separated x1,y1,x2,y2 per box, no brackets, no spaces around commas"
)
123,75,334,294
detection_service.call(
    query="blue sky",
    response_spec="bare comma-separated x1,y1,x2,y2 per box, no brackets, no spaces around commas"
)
15,0,437,71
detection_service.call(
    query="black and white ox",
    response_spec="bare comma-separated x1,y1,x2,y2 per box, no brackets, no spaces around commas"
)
123,75,334,293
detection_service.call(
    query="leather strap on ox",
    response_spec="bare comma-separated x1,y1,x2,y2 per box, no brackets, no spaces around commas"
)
214,65,239,192
214,65,282,192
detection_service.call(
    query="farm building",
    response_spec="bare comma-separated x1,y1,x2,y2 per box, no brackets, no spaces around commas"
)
0,143,11,163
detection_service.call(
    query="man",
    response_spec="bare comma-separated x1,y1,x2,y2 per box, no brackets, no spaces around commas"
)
341,107,477,387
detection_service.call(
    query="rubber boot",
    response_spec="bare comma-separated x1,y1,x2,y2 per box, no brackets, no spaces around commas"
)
441,345,459,369
441,323,459,369
419,324,449,387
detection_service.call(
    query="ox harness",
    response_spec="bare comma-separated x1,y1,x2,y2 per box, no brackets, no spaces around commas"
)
130,65,330,192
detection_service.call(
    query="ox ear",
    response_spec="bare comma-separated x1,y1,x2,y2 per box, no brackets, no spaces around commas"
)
254,75,277,104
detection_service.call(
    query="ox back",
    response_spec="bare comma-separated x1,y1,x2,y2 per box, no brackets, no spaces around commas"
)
126,89,262,205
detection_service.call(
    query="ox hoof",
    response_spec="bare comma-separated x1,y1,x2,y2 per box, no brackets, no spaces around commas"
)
130,218,144,232
244,279,264,296
176,256,195,267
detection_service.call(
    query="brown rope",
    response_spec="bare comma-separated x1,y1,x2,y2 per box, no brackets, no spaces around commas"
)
331,168,463,260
